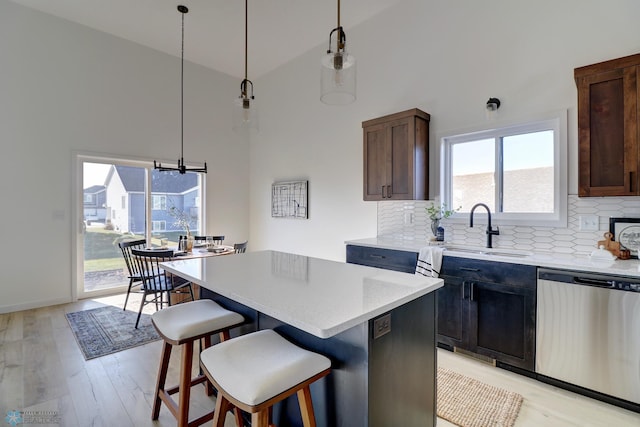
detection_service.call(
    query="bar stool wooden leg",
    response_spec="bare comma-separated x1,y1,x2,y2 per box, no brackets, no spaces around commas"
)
251,410,269,427
177,341,194,427
202,335,214,396
297,386,316,427
213,394,232,427
152,341,173,420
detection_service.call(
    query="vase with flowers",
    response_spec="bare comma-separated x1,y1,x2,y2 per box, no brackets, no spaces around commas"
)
426,202,460,238
168,202,196,252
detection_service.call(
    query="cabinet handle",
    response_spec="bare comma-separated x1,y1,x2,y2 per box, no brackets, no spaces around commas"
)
630,172,634,193
370,254,386,259
460,267,480,272
387,185,391,198
381,185,386,198
470,282,475,301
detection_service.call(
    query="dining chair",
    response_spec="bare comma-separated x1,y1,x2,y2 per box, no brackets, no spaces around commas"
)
130,249,194,329
194,235,225,246
118,238,147,311
233,241,248,254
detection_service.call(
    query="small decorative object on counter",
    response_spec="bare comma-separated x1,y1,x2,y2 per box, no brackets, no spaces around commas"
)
597,232,622,258
436,226,445,242
426,202,460,237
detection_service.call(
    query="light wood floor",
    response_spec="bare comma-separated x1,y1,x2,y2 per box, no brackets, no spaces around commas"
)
1,293,638,427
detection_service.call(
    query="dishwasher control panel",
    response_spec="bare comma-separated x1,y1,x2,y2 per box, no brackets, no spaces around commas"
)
538,268,640,293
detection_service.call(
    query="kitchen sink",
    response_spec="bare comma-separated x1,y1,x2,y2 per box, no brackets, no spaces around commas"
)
443,246,532,258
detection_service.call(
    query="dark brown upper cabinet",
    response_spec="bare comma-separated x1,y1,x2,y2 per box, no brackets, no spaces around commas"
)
575,53,640,197
362,108,430,201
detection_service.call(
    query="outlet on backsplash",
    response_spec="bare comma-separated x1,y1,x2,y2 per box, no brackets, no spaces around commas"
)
579,215,599,231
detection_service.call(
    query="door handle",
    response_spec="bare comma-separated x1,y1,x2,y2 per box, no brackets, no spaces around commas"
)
381,185,386,198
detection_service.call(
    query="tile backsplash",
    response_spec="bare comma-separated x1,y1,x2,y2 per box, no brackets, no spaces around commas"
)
377,195,640,255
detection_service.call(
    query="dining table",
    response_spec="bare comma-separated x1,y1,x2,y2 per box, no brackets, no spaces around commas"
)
163,244,234,303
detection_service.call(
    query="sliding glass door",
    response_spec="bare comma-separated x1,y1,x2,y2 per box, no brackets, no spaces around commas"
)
76,156,204,299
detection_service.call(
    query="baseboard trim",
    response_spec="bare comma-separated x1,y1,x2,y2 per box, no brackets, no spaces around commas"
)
0,297,73,314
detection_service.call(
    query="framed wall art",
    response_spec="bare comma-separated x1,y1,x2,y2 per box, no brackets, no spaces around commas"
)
609,217,640,258
271,180,308,219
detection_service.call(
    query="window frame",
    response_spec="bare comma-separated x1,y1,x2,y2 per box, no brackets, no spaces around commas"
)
152,220,166,232
152,194,167,211
72,152,207,301
439,111,567,227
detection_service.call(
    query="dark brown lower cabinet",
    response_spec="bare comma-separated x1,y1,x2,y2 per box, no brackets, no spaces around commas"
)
438,257,537,371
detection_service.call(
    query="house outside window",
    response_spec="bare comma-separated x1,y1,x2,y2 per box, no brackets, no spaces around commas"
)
84,194,93,203
440,112,567,227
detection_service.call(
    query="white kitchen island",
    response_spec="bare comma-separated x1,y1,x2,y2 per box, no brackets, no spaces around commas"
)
160,250,443,427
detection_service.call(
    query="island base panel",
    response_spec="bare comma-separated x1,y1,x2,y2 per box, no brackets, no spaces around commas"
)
200,289,437,427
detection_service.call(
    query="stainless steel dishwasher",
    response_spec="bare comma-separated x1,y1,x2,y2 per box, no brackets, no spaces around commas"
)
536,268,640,406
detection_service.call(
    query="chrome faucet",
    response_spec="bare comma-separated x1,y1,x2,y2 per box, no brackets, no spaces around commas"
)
469,203,500,248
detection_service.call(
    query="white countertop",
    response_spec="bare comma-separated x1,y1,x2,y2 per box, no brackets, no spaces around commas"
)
160,250,443,339
346,237,640,278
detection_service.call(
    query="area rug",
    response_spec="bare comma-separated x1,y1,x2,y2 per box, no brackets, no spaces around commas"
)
437,367,523,427
66,306,160,360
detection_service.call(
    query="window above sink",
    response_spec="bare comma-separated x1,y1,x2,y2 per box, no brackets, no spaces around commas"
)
438,110,568,228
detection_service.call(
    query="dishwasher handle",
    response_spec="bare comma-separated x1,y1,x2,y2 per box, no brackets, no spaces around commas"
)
572,277,616,288
539,269,617,288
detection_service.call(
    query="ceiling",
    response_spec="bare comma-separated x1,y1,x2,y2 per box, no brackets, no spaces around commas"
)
11,0,401,79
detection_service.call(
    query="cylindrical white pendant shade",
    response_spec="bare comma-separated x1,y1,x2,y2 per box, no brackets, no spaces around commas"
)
321,51,356,105
232,97,259,133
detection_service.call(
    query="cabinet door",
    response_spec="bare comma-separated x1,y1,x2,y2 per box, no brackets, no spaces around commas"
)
577,66,638,196
436,275,466,349
363,122,389,200
467,280,536,371
387,117,414,200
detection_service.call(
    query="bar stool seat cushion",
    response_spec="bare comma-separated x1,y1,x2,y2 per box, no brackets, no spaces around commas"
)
200,329,331,406
152,299,244,343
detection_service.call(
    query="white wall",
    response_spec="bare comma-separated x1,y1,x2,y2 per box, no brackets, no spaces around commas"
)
251,0,640,261
0,1,249,313
3,0,640,312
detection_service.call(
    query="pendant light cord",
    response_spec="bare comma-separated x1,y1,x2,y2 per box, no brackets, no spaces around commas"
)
180,8,185,162
244,0,248,82
337,0,341,28
155,5,206,173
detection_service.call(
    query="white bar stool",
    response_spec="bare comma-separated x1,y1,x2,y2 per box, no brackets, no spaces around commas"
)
200,329,331,427
151,299,244,427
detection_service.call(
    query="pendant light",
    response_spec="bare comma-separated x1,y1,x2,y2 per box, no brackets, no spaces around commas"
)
233,0,258,132
154,5,207,174
321,0,356,105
